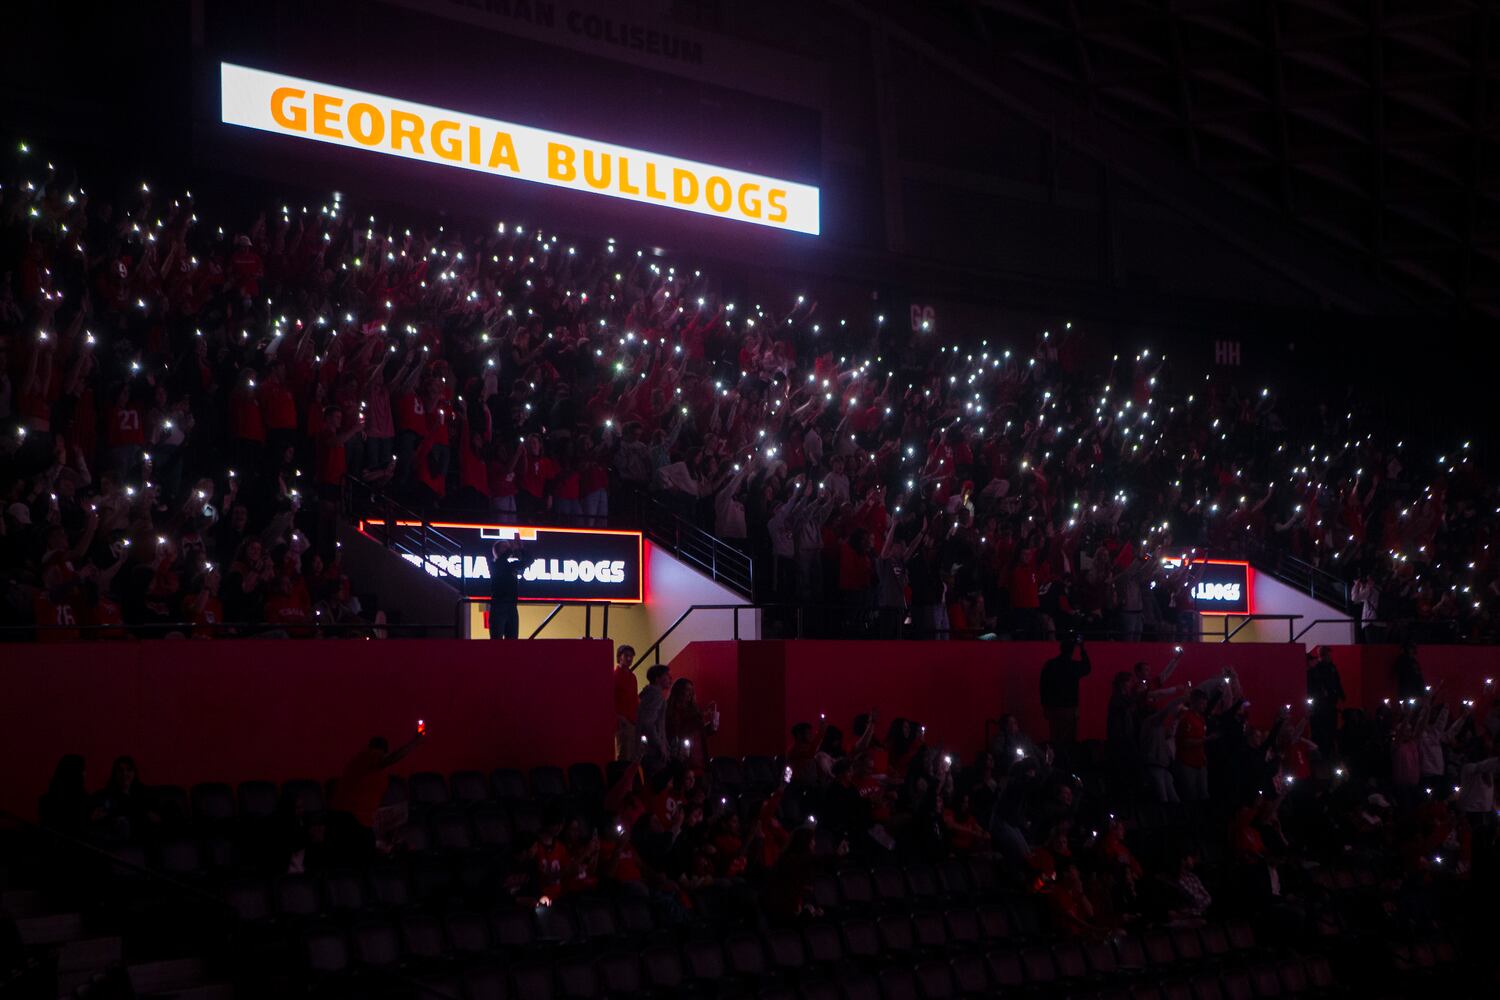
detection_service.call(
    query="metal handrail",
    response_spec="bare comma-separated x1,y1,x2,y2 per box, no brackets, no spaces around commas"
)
343,475,468,567
636,603,758,668
1218,614,1301,642
455,597,620,640
619,486,754,598
1292,618,1359,643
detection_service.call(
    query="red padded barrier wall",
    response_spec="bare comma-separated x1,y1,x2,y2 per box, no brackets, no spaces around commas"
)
668,641,1500,760
7,639,1498,821
0,640,613,821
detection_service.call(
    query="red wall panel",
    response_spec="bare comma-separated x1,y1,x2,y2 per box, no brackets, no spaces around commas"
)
0,640,613,821
669,641,1427,761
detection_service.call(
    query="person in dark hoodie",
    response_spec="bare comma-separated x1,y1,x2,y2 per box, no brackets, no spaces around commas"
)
637,664,671,774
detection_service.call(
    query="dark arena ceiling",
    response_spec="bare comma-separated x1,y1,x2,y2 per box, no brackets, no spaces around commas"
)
952,0,1500,318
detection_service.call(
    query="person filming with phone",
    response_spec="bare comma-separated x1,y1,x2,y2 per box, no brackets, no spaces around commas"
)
329,726,425,859
1040,632,1092,752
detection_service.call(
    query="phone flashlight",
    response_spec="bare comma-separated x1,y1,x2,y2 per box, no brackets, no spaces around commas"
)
417,719,425,735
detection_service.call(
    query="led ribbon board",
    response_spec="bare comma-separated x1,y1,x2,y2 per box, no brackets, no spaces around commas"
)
1161,557,1253,615
220,63,820,235
358,521,644,602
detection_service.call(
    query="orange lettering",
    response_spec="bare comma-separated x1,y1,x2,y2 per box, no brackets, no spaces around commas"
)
467,125,481,165
488,132,519,172
645,162,666,200
432,120,462,162
737,183,763,218
312,94,343,138
766,188,788,223
390,110,424,153
705,176,731,212
618,156,641,195
347,102,384,145
583,150,612,190
270,87,307,131
672,168,698,205
548,142,576,181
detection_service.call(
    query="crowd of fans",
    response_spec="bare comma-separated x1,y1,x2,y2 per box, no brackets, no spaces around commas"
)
32,642,1498,992
3,140,1498,641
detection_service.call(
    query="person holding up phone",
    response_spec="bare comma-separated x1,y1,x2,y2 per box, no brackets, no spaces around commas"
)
329,726,425,859
1039,633,1092,752
488,538,523,639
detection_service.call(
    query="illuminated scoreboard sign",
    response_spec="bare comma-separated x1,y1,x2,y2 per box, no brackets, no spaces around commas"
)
358,521,643,603
1160,557,1253,615
220,63,820,234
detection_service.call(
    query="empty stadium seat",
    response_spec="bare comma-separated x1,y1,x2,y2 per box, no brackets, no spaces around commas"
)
976,903,1011,944
491,768,528,801
489,907,536,949
711,756,746,793
876,914,915,956
531,765,568,799
443,911,491,954
513,962,558,1000
1021,946,1059,985
471,802,513,848
190,785,237,827
683,939,729,981
838,868,876,908
408,771,449,807
273,874,321,918
430,806,474,850
985,949,1024,989
223,878,272,922
802,923,844,967
904,864,941,900
555,955,597,999
914,959,957,999
765,927,808,973
350,920,400,968
615,896,654,936
366,862,412,908
463,965,510,1000
235,781,278,820
641,945,686,991
280,779,325,814
596,952,643,995
944,908,981,950
399,912,446,959
303,928,349,974
726,930,770,978
156,838,202,875
1192,976,1224,1000
568,762,605,798
574,897,619,940
841,918,881,962
877,966,920,1000
911,909,947,951
871,866,910,907
935,859,971,897
450,769,492,803
949,953,990,995
152,786,191,826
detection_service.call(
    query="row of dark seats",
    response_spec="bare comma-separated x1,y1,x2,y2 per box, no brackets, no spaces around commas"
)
144,757,801,828
300,917,1327,999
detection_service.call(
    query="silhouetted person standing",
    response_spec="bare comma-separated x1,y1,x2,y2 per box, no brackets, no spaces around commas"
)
1040,635,1092,750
